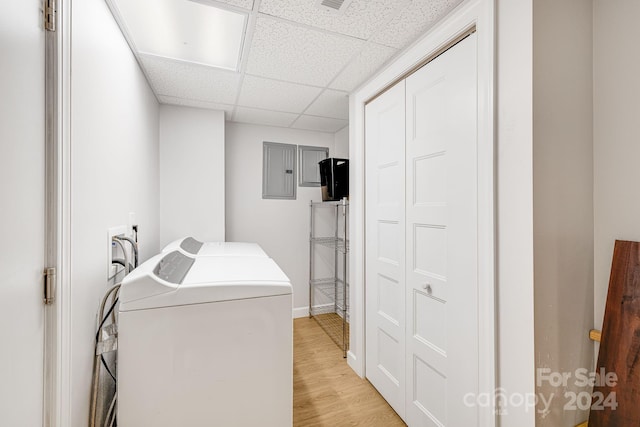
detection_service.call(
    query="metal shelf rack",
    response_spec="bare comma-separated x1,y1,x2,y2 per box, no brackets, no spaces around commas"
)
308,198,349,357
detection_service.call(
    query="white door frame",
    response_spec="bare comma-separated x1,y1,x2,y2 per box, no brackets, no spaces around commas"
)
45,0,72,425
348,0,495,424
43,0,58,423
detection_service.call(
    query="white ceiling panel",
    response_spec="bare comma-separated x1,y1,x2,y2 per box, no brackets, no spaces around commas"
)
213,0,255,10
305,90,349,120
233,107,299,127
157,95,235,115
371,0,463,49
141,54,241,104
292,115,349,133
330,42,398,91
112,0,246,69
246,16,365,86
259,0,399,40
108,0,466,131
238,75,323,113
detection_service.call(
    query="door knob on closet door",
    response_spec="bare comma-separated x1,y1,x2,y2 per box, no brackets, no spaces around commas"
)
423,283,432,293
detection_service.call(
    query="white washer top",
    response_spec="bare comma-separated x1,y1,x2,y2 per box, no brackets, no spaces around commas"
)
163,237,269,258
119,251,291,312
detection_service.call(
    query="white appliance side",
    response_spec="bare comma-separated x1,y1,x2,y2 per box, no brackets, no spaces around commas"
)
118,294,293,427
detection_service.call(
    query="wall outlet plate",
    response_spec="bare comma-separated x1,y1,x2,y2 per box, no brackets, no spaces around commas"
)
107,225,127,280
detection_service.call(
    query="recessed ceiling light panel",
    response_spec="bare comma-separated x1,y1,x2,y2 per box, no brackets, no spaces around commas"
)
111,0,247,70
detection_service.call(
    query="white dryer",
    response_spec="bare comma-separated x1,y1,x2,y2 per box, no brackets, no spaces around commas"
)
117,250,293,427
163,236,268,258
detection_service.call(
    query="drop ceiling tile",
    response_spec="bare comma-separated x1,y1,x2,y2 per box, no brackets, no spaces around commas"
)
141,54,241,104
292,115,349,133
113,0,246,69
157,95,235,115
233,107,299,128
259,0,398,40
238,75,322,113
330,42,398,91
246,16,365,86
371,0,464,49
215,0,255,10
305,90,349,120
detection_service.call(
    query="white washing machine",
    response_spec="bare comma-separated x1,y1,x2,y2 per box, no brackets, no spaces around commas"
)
117,250,293,427
163,236,269,258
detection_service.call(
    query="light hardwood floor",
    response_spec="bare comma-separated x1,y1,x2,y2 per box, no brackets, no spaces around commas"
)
293,317,406,427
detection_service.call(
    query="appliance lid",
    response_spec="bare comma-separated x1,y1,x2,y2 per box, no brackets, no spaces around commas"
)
162,236,269,257
162,236,203,255
197,241,268,257
183,256,288,284
119,252,291,312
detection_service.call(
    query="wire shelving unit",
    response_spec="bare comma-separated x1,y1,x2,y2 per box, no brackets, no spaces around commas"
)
308,198,349,357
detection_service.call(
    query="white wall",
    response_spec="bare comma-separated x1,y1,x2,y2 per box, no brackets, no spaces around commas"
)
334,125,349,158
70,0,160,425
159,105,225,247
225,122,335,313
593,0,640,333
0,2,45,425
533,0,594,425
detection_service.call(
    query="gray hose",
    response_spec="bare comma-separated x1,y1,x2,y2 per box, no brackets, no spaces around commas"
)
89,284,121,427
112,237,130,274
114,235,139,268
104,392,117,427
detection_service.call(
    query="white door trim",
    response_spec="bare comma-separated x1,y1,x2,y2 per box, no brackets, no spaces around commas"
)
349,0,495,425
50,0,73,425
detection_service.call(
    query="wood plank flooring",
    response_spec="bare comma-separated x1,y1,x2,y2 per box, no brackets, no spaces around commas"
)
293,317,406,427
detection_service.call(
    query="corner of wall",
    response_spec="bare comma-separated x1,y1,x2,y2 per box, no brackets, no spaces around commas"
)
532,0,594,425
333,125,350,159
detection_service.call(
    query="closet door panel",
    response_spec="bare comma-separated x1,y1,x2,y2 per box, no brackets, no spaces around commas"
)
405,33,479,427
365,80,407,420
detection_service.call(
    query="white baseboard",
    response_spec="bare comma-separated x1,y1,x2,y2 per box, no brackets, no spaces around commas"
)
292,306,309,318
347,351,363,378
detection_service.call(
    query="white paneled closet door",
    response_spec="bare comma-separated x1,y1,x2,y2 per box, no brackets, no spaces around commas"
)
404,33,479,426
365,32,481,426
365,81,406,419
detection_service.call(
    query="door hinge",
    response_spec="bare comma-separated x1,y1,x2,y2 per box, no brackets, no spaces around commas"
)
44,267,56,305
44,0,56,32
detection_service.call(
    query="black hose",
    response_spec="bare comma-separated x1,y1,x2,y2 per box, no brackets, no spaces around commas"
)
112,258,134,273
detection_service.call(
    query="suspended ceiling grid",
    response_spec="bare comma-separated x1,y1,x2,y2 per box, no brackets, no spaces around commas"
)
110,0,464,132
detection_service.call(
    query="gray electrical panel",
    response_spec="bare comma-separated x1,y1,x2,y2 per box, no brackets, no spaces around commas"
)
298,145,329,187
262,141,297,200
